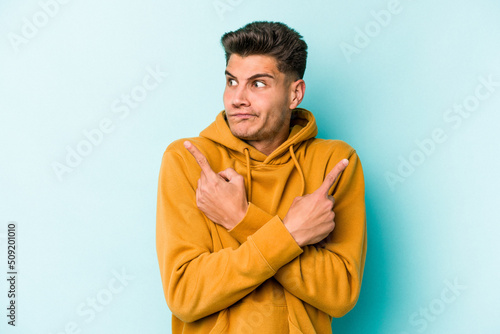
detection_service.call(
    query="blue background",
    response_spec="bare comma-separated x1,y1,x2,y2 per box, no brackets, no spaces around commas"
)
1,0,499,333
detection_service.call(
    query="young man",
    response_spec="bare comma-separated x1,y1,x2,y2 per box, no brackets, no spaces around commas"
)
156,21,367,333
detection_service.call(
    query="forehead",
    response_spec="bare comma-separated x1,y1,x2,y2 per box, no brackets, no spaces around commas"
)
225,54,281,78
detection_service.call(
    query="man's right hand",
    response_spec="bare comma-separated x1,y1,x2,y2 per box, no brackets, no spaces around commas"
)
184,141,249,230
283,159,349,247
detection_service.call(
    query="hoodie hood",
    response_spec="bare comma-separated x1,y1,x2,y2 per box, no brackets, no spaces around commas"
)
199,107,318,165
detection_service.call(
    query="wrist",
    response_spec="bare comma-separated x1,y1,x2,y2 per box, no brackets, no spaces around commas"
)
283,219,303,247
225,202,249,230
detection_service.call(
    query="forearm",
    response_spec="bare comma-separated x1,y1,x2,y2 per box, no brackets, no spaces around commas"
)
158,216,302,322
156,149,302,322
274,232,366,317
227,202,367,317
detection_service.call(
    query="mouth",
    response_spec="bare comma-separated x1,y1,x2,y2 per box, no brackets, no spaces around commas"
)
228,113,257,120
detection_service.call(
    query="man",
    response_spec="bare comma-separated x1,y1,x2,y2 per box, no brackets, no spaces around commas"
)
156,21,367,333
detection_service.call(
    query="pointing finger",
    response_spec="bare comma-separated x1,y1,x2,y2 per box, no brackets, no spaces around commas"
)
184,141,216,176
315,159,349,195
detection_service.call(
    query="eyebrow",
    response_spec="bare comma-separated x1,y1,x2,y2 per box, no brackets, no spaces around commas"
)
225,70,275,81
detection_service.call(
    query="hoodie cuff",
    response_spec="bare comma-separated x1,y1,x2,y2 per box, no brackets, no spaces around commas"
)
248,216,303,272
228,202,274,243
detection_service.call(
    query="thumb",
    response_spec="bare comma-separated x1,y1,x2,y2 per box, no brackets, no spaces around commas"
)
218,168,242,183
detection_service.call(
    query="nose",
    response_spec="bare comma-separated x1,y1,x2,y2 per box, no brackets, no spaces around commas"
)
232,85,250,107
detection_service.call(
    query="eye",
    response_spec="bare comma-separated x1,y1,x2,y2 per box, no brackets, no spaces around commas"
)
227,79,237,86
254,81,266,88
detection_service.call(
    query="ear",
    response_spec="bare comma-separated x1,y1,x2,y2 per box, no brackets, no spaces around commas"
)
289,79,306,109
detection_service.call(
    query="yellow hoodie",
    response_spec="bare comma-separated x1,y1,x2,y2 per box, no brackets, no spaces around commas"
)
156,108,367,333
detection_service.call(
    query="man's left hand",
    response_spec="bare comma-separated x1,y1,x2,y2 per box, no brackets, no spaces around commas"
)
184,141,249,230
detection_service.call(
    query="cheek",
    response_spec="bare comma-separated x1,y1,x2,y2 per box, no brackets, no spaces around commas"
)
223,89,230,106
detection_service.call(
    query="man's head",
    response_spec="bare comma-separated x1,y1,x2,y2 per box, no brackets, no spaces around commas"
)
220,21,308,155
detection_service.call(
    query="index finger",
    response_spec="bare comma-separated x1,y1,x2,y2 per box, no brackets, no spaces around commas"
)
184,141,216,176
315,159,349,195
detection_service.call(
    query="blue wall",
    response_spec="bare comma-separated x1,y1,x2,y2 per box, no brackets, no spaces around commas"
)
1,0,499,333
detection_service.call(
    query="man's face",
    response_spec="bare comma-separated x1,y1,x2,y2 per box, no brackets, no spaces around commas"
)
223,54,296,149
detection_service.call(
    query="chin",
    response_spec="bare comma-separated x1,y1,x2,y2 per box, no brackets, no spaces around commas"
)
229,127,259,141
228,123,254,139
230,130,255,141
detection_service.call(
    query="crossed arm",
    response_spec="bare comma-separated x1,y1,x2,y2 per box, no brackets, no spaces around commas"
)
156,140,366,322
183,140,349,247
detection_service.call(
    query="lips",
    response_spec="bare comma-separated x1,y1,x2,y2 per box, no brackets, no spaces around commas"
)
228,113,257,120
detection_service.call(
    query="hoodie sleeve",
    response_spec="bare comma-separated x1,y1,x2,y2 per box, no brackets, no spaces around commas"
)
228,203,275,242
156,148,303,322
274,150,367,317
228,150,367,318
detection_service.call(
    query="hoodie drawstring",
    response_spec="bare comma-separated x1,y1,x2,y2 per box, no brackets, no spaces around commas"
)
243,148,252,201
289,145,305,196
244,146,305,201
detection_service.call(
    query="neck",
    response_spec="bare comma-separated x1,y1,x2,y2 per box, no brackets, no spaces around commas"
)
246,129,290,156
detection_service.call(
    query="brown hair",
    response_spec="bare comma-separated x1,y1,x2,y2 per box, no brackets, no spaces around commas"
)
221,21,308,80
